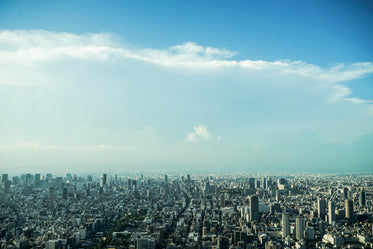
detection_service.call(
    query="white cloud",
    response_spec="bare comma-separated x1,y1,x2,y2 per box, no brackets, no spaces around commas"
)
185,124,212,143
1,29,373,146
1,30,372,84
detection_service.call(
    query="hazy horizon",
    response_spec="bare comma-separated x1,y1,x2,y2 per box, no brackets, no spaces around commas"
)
1,1,373,173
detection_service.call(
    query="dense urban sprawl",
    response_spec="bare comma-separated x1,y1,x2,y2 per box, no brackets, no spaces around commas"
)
0,172,372,249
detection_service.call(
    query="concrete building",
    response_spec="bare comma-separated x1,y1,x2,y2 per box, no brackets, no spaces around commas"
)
282,213,290,238
296,217,304,240
250,195,259,222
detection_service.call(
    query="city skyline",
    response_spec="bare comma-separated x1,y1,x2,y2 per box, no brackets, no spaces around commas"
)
1,1,373,173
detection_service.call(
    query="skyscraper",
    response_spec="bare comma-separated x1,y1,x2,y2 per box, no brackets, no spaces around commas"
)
328,200,335,225
345,199,354,221
282,214,290,238
359,190,366,206
250,195,259,222
102,174,107,186
317,197,326,219
296,217,304,240
343,187,348,199
1,174,8,184
35,173,41,187
249,178,255,189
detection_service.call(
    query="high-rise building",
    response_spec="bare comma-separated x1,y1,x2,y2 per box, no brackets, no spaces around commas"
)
2,174,8,184
317,197,326,219
35,173,41,187
250,195,259,222
164,174,168,182
275,190,280,201
255,180,261,189
249,178,255,189
296,217,304,240
328,200,335,225
345,199,354,221
262,178,267,189
359,190,366,206
343,187,348,199
282,214,290,238
102,174,107,186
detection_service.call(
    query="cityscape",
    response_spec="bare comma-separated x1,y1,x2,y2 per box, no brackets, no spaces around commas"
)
1,172,372,248
1,1,373,249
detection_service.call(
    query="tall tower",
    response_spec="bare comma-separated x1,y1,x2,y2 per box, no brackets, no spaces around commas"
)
282,213,290,238
345,199,354,221
359,190,366,206
343,187,348,199
317,197,326,219
1,174,8,184
296,217,304,240
328,200,335,225
249,178,255,189
35,173,41,186
102,173,107,186
250,195,259,222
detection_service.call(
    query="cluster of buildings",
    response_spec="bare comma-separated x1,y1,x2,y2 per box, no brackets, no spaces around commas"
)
0,172,372,249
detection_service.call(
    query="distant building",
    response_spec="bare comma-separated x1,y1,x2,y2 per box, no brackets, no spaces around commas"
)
343,187,348,199
317,197,326,219
1,174,8,184
296,217,304,240
282,214,290,238
328,200,335,225
250,195,259,222
249,178,255,189
359,190,366,206
35,173,41,186
345,199,354,221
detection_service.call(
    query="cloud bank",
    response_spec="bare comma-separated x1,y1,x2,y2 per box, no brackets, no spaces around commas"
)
1,30,373,172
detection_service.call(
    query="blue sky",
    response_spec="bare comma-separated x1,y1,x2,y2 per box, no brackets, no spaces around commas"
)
0,1,372,174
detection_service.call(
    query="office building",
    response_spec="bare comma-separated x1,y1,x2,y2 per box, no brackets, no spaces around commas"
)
296,217,304,240
250,195,259,222
328,200,335,225
282,213,289,238
345,199,354,221
317,197,326,219
359,190,366,206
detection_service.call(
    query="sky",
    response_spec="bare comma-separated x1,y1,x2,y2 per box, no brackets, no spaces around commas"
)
0,0,373,174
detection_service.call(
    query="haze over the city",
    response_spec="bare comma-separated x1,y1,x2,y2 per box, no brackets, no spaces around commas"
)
0,1,373,173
